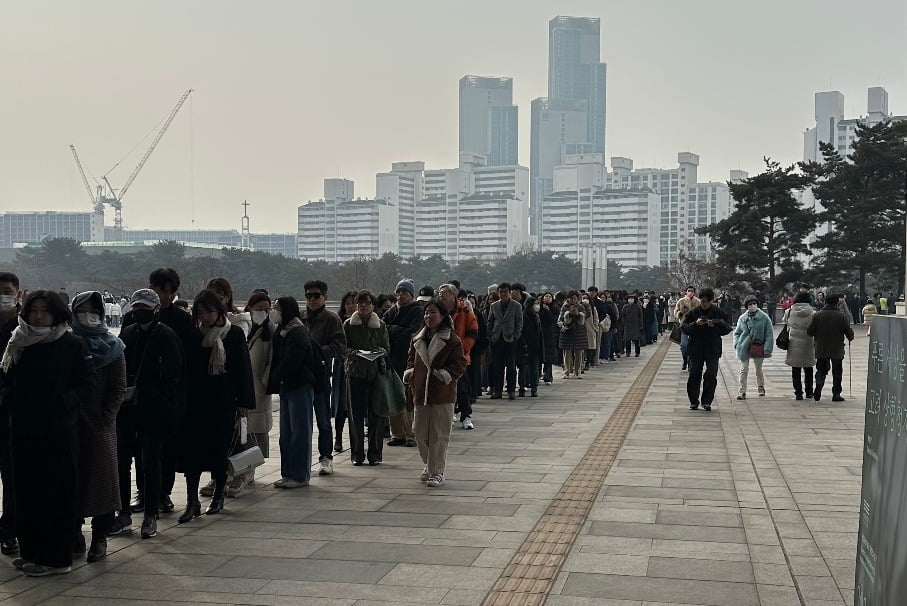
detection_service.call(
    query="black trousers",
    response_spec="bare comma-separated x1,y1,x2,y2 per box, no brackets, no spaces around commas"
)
348,377,385,464
491,341,517,394
815,358,843,396
687,356,719,407
116,407,164,516
518,351,540,393
625,339,640,357
0,413,15,542
791,367,814,396
467,354,482,402
456,374,472,421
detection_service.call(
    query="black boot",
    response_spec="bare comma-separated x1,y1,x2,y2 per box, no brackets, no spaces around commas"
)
206,476,227,515
86,536,107,562
178,501,201,524
682,356,688,371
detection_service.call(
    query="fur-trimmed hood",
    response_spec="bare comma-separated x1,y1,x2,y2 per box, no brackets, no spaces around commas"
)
348,310,381,329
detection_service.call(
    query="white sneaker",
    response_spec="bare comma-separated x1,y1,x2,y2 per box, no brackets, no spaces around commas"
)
420,466,430,482
562,372,570,379
463,417,474,430
278,479,309,489
427,474,445,488
319,459,333,476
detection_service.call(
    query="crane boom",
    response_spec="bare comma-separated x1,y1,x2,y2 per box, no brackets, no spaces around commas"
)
69,144,97,206
116,88,193,202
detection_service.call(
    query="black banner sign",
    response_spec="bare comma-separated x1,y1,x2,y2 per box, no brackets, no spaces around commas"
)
856,316,907,605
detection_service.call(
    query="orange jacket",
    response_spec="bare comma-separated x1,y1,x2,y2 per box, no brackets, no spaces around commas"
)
450,299,478,364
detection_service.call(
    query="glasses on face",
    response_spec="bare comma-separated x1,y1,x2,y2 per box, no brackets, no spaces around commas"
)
305,292,323,300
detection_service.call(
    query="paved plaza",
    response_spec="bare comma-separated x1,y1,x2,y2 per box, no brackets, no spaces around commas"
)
0,329,867,605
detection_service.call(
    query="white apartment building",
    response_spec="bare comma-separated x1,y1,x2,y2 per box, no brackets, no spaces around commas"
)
0,210,104,248
297,179,399,262
376,162,423,260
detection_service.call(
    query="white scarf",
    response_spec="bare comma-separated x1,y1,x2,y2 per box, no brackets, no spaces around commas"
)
1,317,71,372
200,318,232,375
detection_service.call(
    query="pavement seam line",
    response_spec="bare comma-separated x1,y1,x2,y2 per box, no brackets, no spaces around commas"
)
716,354,808,606
481,340,671,606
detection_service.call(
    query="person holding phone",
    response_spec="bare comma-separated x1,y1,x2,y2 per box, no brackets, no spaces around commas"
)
682,288,732,411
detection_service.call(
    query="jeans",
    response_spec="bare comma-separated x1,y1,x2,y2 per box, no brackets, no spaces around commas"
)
600,329,613,360
348,377,385,463
279,384,314,482
738,358,765,395
687,356,719,407
313,391,333,461
680,332,690,359
815,358,844,397
791,366,814,396
491,340,517,394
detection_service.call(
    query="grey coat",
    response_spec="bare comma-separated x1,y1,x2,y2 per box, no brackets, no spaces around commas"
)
783,303,816,368
488,299,524,344
621,303,644,341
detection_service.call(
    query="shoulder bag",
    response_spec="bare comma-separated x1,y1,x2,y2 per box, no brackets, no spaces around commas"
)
122,327,157,407
776,324,790,350
374,366,406,417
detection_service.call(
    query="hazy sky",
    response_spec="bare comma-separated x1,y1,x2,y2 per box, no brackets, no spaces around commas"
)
2,1,905,233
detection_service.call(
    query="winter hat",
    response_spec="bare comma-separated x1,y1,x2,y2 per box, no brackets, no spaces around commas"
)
744,295,759,307
394,279,415,298
128,288,161,311
487,284,499,295
417,285,435,302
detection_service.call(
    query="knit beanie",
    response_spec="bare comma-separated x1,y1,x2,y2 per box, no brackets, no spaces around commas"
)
395,279,415,297
487,284,499,295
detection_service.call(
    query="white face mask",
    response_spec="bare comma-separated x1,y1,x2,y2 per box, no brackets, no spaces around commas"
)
628,298,635,304
251,310,268,325
268,309,282,325
747,304,758,313
642,298,649,304
27,324,52,335
532,304,540,313
77,312,102,327
0,295,16,312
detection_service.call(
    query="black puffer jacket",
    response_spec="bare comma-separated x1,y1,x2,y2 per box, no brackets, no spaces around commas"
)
681,304,732,359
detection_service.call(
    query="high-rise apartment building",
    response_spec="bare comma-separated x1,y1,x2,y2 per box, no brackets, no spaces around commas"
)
377,162,424,259
459,76,518,166
0,211,104,248
548,16,607,156
297,179,399,262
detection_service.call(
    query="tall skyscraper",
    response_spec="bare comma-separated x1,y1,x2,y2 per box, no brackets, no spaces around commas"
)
548,16,607,156
459,76,518,166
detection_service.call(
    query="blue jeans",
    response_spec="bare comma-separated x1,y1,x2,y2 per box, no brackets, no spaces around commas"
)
680,332,690,358
600,329,614,360
279,385,314,482
313,391,333,461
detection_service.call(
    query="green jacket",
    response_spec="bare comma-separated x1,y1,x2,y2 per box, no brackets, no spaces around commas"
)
343,311,390,380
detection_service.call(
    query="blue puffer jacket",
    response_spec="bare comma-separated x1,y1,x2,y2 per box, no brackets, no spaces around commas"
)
733,310,774,360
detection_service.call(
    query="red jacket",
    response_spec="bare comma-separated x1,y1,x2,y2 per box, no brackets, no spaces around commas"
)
450,299,478,364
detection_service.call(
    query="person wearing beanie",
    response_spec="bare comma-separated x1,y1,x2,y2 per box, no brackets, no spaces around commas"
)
733,295,774,399
487,284,499,296
383,279,423,446
395,279,415,299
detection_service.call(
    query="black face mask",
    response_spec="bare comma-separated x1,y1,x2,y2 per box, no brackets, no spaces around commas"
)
132,309,156,325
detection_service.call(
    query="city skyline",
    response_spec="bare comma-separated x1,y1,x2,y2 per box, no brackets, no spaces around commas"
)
2,1,905,233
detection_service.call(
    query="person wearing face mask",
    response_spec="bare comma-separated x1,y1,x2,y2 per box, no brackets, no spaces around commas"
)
517,294,542,398
733,295,774,399
0,273,22,557
224,291,275,497
538,293,558,384
112,289,185,541
1,291,93,576
69,292,126,562
558,291,587,379
641,294,657,345
178,290,254,522
621,294,644,357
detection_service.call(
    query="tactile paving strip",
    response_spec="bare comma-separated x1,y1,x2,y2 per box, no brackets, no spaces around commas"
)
482,340,671,606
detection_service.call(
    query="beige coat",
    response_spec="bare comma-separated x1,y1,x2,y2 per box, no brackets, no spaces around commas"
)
674,295,701,323
403,327,467,406
246,323,274,435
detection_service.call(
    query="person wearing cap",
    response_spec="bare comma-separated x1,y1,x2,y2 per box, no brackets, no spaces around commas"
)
733,295,774,399
382,279,424,446
807,294,854,402
682,288,732,412
111,289,185,540
438,284,478,427
417,285,435,303
70,291,126,563
1,290,93,576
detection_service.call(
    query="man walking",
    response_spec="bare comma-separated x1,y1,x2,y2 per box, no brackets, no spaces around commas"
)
301,280,347,475
487,283,523,400
682,288,731,411
807,294,854,402
383,279,424,446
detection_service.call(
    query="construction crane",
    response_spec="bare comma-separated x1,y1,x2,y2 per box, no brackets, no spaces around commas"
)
69,88,193,236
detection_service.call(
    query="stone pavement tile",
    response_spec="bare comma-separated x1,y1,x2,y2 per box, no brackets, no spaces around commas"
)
81,572,270,593
209,556,395,583
559,572,759,606
257,580,449,603
194,521,352,540
654,510,742,528
150,536,327,558
661,477,736,490
469,547,517,568
756,581,806,605
302,510,450,528
589,508,658,523
788,555,832,576
545,597,643,606
826,559,855,590
307,541,481,566
588,521,747,544
561,552,649,575
38,599,193,606
440,515,537,531
113,552,234,576
797,574,847,601
645,556,754,583
439,588,490,605
603,486,738,503
378,498,519,516
377,563,502,590
751,563,796,586
0,582,75,606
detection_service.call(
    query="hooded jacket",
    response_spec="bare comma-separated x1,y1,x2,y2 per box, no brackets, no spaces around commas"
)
782,303,816,368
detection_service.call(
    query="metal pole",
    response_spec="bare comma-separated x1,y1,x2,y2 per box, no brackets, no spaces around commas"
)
848,340,853,399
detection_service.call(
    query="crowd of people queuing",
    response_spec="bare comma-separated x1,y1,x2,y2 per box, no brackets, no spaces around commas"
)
0,265,887,578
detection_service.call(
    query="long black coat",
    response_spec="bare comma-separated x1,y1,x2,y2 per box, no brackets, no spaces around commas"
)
682,305,732,359
383,301,425,376
120,322,185,435
538,304,558,364
180,325,255,474
521,297,543,361
807,307,854,360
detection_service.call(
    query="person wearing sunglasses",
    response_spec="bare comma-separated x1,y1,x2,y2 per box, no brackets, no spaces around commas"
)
300,280,347,475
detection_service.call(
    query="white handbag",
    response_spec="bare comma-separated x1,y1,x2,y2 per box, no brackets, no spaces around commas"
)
227,422,265,477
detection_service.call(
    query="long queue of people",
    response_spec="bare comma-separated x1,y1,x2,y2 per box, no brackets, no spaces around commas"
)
0,267,677,578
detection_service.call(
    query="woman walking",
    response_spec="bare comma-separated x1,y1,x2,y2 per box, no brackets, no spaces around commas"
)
269,296,322,489
733,295,774,399
71,291,126,562
1,291,93,576
178,290,254,523
783,293,816,400
343,290,390,466
558,291,587,379
226,291,274,497
404,299,467,488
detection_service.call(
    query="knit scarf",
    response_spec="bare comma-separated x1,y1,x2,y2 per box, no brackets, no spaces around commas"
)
279,316,304,337
73,320,126,370
1,317,71,372
200,319,232,375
